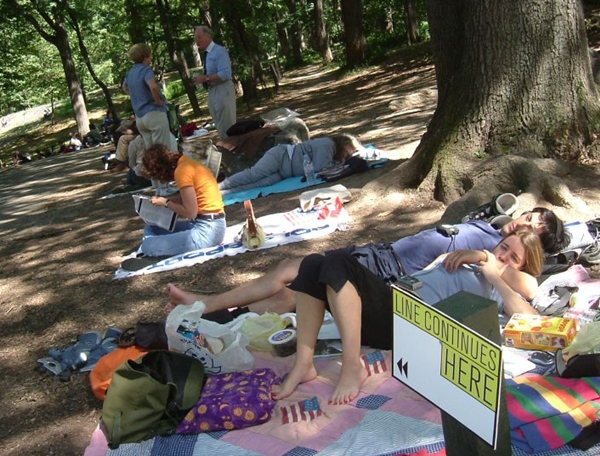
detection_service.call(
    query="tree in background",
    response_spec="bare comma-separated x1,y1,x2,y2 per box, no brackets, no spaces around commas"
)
404,0,421,45
311,0,334,63
4,0,90,135
155,0,202,117
67,7,118,115
341,0,366,68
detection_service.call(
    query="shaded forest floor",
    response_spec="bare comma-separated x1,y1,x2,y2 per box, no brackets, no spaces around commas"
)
1,37,600,456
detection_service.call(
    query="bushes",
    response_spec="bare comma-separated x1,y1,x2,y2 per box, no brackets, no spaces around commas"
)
163,80,186,100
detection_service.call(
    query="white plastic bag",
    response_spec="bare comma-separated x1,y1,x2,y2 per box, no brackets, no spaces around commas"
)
238,312,295,351
166,301,254,374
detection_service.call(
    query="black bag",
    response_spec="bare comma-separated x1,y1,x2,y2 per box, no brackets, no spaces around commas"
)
556,351,600,378
319,156,369,182
100,350,205,448
119,321,168,350
226,119,265,137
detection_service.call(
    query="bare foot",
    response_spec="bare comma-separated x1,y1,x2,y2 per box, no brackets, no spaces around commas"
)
272,363,318,400
165,283,207,312
329,362,368,405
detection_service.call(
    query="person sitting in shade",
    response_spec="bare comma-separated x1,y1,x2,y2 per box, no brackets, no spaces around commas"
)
137,143,226,258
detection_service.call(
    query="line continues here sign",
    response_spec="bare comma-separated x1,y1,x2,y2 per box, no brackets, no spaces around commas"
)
392,285,503,447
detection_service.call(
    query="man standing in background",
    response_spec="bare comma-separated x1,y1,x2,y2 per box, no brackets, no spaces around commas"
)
194,26,237,139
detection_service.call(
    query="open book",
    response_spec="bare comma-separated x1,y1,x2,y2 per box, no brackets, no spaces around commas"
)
133,194,178,232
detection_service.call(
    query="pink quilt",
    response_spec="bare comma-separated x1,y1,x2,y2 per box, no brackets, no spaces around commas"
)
85,349,446,456
85,349,600,456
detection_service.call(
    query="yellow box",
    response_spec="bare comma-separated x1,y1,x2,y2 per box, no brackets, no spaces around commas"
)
503,314,577,352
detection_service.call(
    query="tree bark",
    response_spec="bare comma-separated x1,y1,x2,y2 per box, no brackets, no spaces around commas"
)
404,0,421,45
402,0,600,207
286,0,305,65
311,0,333,63
340,0,365,68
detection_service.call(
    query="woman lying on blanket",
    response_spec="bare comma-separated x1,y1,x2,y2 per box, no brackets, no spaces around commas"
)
139,143,226,257
217,134,363,194
272,229,544,405
166,207,567,314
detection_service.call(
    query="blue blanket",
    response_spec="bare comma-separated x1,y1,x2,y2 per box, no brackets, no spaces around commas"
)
223,157,389,206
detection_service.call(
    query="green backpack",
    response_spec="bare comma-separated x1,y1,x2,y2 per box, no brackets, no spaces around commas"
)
100,350,205,449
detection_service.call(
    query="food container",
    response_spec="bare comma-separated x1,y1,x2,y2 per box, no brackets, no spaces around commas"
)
503,313,577,352
268,328,297,357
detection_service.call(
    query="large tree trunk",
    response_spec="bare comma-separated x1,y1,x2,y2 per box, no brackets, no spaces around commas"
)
155,0,202,118
340,0,365,68
55,27,89,136
311,0,333,63
398,0,600,211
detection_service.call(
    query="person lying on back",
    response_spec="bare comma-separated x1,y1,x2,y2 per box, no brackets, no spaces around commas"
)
166,207,568,317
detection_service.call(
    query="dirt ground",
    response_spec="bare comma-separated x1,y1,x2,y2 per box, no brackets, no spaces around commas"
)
1,44,600,455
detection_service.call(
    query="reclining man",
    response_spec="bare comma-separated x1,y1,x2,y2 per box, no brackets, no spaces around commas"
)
166,207,568,318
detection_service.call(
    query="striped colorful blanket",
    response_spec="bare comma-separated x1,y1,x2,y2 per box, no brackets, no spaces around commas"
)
506,375,600,453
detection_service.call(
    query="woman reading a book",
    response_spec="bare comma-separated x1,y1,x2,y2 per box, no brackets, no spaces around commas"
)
272,229,544,405
139,143,226,257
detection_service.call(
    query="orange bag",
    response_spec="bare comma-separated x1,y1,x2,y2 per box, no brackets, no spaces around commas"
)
90,346,150,400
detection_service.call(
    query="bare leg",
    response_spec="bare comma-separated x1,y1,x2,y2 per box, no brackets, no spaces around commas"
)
247,287,296,314
165,257,303,313
326,281,368,405
272,292,325,400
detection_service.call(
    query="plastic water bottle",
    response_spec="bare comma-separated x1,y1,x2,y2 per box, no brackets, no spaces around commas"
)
303,156,315,182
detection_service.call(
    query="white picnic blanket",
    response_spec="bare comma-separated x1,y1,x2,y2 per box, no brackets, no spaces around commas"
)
114,206,350,279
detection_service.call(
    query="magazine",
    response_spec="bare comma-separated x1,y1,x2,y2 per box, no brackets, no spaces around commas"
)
133,194,178,232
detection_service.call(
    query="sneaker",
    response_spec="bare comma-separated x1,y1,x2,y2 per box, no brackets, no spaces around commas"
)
580,220,600,265
461,193,519,223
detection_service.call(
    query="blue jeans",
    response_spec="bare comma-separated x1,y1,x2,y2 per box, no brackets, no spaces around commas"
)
141,217,226,257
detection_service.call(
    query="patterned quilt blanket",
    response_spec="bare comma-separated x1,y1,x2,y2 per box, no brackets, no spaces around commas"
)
84,350,600,456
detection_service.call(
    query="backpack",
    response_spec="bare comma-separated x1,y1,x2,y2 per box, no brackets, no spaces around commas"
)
100,350,205,449
318,156,369,182
543,218,600,274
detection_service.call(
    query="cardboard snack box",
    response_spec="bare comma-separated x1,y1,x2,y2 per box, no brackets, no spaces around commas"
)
503,313,578,352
